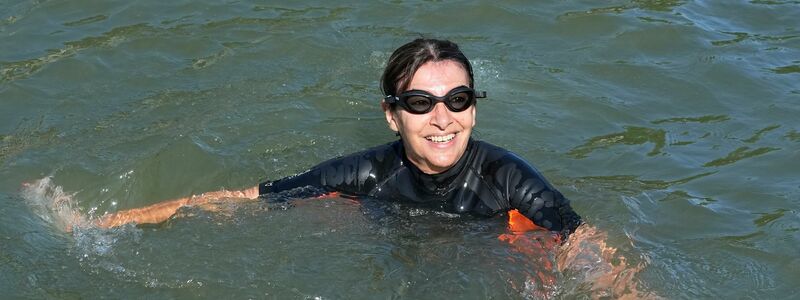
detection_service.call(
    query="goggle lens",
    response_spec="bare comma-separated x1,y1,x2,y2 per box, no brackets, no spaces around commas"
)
405,95,434,113
447,91,471,110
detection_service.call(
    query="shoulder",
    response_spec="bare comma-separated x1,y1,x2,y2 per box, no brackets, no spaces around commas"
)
320,140,401,168
471,140,580,233
469,140,554,202
263,141,403,195
315,140,403,186
469,140,543,177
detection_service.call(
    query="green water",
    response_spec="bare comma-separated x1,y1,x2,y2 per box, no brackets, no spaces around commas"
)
1,0,798,298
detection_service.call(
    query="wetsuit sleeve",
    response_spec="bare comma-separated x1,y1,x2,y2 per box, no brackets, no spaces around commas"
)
258,149,380,197
500,154,583,236
258,167,329,197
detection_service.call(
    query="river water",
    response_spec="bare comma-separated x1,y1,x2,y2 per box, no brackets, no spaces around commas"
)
1,0,798,298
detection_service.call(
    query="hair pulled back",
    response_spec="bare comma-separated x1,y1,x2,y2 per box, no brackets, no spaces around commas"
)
380,39,475,97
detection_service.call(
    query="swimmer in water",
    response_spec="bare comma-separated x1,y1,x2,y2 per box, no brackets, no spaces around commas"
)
94,38,582,237
53,38,650,298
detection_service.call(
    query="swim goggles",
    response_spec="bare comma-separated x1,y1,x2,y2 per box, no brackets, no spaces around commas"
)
384,86,487,114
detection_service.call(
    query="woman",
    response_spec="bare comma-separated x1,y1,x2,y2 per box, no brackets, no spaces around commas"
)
96,39,583,239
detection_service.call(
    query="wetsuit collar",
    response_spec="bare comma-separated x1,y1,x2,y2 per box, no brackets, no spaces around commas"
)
398,138,475,196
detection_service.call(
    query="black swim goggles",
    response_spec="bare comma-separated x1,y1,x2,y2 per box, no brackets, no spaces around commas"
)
384,86,487,114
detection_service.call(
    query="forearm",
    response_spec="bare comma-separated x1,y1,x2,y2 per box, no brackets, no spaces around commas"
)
95,197,190,228
95,186,259,228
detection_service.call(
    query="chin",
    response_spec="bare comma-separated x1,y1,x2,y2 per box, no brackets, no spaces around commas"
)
428,155,460,171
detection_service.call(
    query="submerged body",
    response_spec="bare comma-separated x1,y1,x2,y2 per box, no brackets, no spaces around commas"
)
261,138,583,237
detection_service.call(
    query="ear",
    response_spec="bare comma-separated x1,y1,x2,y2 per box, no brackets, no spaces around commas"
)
471,104,477,127
382,100,400,133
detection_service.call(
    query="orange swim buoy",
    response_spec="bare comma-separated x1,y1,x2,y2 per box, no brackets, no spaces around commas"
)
498,209,562,296
507,209,545,232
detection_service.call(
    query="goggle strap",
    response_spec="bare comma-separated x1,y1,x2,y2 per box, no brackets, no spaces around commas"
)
384,95,398,104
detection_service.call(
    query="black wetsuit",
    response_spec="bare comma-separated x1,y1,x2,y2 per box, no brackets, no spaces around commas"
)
259,139,582,236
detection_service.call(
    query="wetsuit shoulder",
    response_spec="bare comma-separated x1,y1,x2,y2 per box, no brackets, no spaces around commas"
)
471,141,582,234
259,141,402,196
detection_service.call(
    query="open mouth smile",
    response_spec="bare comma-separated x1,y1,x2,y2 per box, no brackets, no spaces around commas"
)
425,133,456,143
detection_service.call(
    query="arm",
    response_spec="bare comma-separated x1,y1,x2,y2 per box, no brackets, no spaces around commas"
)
261,148,385,196
499,153,583,237
95,186,259,229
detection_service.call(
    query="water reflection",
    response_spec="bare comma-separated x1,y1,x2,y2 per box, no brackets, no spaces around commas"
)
633,0,686,11
568,126,666,158
558,0,686,20
752,208,789,227
703,146,780,167
769,64,800,74
1,24,154,83
660,190,716,206
63,15,108,27
575,172,714,194
651,114,730,124
0,117,56,165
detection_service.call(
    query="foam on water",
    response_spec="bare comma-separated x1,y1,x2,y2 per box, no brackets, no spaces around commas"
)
20,177,163,287
21,176,89,232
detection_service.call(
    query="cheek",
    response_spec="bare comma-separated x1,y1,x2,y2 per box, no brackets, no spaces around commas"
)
459,109,476,129
396,112,427,134
464,115,475,128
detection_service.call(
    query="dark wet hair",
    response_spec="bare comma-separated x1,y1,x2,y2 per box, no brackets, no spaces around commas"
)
380,38,475,97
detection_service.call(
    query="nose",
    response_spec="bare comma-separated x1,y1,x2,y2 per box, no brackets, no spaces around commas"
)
429,102,453,130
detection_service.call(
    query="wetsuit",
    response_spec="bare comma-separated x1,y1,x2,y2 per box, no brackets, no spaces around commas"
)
259,139,583,237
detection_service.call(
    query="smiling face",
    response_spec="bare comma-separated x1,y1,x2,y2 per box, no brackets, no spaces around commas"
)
383,60,476,174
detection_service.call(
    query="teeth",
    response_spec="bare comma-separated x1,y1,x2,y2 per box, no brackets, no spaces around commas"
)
426,134,455,143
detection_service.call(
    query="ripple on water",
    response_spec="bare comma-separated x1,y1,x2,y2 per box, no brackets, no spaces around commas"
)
62,15,109,27
0,118,58,167
568,126,667,159
660,190,717,207
769,64,800,74
1,23,155,83
651,114,731,124
200,8,350,31
702,146,780,167
750,0,800,4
